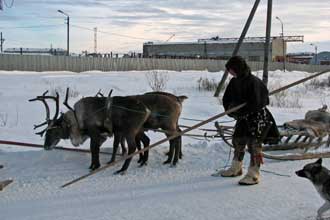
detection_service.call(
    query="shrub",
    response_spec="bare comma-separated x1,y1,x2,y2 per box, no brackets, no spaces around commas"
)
145,70,169,91
306,76,330,89
0,112,8,127
270,91,302,108
197,77,218,91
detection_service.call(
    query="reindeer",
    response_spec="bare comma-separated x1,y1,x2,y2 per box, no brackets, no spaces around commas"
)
30,89,150,172
31,89,187,174
108,91,187,167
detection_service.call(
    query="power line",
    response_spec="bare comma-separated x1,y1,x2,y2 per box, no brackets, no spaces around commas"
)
0,24,63,29
70,24,158,41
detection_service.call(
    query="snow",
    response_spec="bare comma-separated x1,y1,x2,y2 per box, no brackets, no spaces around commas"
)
1,69,330,220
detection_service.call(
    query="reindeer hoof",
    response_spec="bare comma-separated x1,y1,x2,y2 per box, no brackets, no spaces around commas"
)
163,159,171,165
107,160,115,164
139,161,148,167
170,163,177,168
89,163,100,170
114,169,127,175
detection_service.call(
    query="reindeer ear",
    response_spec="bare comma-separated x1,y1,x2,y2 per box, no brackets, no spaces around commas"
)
316,158,322,165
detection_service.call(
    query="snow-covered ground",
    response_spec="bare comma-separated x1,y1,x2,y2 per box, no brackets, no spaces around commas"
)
1,69,330,220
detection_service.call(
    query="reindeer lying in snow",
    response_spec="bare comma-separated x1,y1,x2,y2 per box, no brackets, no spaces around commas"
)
30,89,187,174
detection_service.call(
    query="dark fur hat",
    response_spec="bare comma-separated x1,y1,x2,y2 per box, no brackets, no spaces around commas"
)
225,56,251,77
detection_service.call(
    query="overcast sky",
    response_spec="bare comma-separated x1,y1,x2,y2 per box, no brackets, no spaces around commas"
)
0,0,329,54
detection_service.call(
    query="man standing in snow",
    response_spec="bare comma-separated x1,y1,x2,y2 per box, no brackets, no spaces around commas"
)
212,56,278,185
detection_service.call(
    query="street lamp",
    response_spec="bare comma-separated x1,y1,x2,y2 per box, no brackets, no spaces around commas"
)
58,9,70,56
275,16,286,72
310,43,318,65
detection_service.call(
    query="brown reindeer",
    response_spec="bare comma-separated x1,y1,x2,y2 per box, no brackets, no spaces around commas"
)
30,89,187,174
30,89,150,172
108,91,188,167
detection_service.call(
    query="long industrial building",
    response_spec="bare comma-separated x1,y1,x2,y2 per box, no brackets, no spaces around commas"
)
143,36,303,62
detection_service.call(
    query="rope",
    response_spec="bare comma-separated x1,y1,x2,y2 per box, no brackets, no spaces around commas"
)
0,139,122,156
260,169,291,177
73,101,209,124
216,164,291,177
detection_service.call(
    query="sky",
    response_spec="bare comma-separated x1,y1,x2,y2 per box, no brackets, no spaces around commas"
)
0,0,329,54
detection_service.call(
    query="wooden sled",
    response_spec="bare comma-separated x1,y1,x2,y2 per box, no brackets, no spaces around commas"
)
214,120,330,161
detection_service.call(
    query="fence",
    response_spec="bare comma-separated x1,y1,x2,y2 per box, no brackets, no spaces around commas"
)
0,54,329,73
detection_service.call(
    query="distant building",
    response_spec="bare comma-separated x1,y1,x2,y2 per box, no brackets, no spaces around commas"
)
143,36,303,62
4,47,66,56
286,52,314,64
310,51,330,65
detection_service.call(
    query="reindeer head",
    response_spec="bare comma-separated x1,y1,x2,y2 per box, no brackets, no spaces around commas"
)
29,89,74,150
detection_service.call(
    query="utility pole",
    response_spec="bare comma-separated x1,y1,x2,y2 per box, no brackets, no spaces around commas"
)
67,16,70,56
310,43,318,65
262,0,272,86
94,27,97,54
0,32,4,53
58,10,70,56
276,16,286,72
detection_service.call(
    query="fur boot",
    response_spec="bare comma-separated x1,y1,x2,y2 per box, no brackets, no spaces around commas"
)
239,165,260,185
212,160,243,177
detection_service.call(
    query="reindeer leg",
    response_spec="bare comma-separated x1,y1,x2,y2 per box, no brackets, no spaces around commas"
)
120,137,127,156
172,137,180,166
135,135,143,164
164,137,175,164
114,134,136,175
177,127,183,159
89,139,101,170
139,133,150,166
108,133,121,164
89,133,106,170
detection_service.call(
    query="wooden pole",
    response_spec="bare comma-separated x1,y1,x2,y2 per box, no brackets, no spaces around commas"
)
61,104,246,188
61,69,330,188
214,0,261,97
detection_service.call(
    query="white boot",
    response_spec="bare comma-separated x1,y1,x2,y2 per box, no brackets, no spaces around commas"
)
212,160,243,177
239,165,260,185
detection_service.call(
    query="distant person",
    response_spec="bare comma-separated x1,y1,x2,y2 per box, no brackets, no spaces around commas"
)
212,56,279,185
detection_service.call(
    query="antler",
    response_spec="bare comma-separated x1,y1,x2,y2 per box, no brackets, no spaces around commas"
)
63,87,75,112
29,90,60,136
108,89,113,97
63,88,81,127
95,89,104,97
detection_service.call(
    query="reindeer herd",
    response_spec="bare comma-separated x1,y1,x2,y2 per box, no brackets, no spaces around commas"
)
29,89,187,174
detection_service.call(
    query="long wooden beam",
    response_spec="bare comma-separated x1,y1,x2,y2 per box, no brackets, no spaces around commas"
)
61,68,330,188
